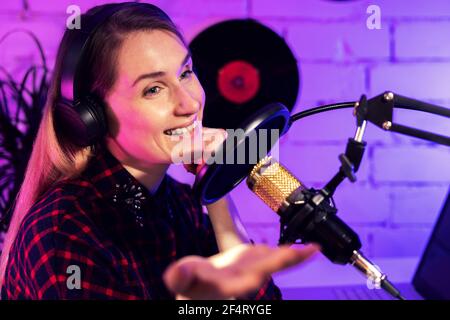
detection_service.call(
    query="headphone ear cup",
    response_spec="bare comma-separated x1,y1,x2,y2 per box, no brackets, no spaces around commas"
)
79,94,108,142
54,95,107,147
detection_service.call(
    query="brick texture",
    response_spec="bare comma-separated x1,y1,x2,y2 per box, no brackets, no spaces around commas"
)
1,0,449,270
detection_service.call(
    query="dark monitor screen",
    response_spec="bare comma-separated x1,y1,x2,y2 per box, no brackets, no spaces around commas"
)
413,188,450,300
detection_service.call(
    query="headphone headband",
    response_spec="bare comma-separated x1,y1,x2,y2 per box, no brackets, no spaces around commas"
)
60,2,146,102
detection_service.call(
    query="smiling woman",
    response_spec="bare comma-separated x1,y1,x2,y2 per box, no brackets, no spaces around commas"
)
0,2,317,300
104,29,205,191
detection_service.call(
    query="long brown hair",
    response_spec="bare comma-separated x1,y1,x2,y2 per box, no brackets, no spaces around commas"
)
0,3,185,286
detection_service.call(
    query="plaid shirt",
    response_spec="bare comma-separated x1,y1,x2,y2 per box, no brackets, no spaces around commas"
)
1,147,281,300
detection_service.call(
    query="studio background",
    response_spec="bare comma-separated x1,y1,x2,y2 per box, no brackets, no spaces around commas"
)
1,0,449,290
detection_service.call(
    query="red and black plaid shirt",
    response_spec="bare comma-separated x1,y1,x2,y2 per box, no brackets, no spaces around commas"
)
1,148,281,300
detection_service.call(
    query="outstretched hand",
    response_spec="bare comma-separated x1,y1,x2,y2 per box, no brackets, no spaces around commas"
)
163,243,319,300
173,126,318,299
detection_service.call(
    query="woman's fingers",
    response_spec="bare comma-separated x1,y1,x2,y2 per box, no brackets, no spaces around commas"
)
249,244,320,275
163,256,209,294
164,256,233,299
182,127,227,175
208,244,320,284
163,243,320,300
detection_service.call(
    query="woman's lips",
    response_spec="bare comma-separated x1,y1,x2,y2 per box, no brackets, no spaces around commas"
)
163,121,199,136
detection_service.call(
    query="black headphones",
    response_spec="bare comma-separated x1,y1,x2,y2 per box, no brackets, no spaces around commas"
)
55,2,161,147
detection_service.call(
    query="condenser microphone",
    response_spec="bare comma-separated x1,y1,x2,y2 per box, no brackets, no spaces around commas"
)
193,102,404,300
246,156,404,300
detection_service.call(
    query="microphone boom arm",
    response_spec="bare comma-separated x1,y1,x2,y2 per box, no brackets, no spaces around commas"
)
289,91,450,199
289,91,450,146
361,91,450,146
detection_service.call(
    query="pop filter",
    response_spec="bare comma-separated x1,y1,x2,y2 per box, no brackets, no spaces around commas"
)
193,103,291,204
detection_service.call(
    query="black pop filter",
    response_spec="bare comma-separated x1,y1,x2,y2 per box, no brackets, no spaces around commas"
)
193,103,291,204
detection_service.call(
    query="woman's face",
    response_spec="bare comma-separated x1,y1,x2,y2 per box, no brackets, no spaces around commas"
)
105,30,205,167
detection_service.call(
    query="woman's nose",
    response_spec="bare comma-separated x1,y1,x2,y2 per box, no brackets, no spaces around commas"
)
174,86,200,116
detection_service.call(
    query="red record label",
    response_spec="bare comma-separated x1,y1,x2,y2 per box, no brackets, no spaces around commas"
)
217,60,260,105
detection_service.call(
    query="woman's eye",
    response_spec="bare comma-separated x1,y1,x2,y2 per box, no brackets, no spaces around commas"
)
180,69,193,80
143,86,162,97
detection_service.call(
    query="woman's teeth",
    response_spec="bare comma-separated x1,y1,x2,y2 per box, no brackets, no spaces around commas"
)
164,121,199,136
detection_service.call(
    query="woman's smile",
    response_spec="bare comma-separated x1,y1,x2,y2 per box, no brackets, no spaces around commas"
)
163,118,199,136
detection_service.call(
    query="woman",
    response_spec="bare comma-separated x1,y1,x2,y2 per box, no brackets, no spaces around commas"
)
0,2,317,300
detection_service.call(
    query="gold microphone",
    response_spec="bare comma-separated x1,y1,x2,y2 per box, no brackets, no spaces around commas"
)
246,156,405,300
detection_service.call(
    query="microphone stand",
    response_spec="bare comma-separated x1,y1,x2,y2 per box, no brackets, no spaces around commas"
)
361,91,450,146
290,91,450,199
286,92,449,300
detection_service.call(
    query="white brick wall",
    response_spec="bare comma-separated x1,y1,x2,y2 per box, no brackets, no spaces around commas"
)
390,186,449,225
333,184,391,224
252,0,370,20
375,0,450,19
372,145,450,182
370,63,450,100
355,226,432,258
396,22,450,59
300,63,366,101
287,22,390,62
1,0,449,263
0,14,65,73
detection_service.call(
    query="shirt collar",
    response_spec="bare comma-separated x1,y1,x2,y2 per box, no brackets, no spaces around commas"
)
81,147,169,226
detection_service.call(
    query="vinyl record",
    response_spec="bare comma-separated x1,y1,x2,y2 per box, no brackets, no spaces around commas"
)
189,19,300,130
